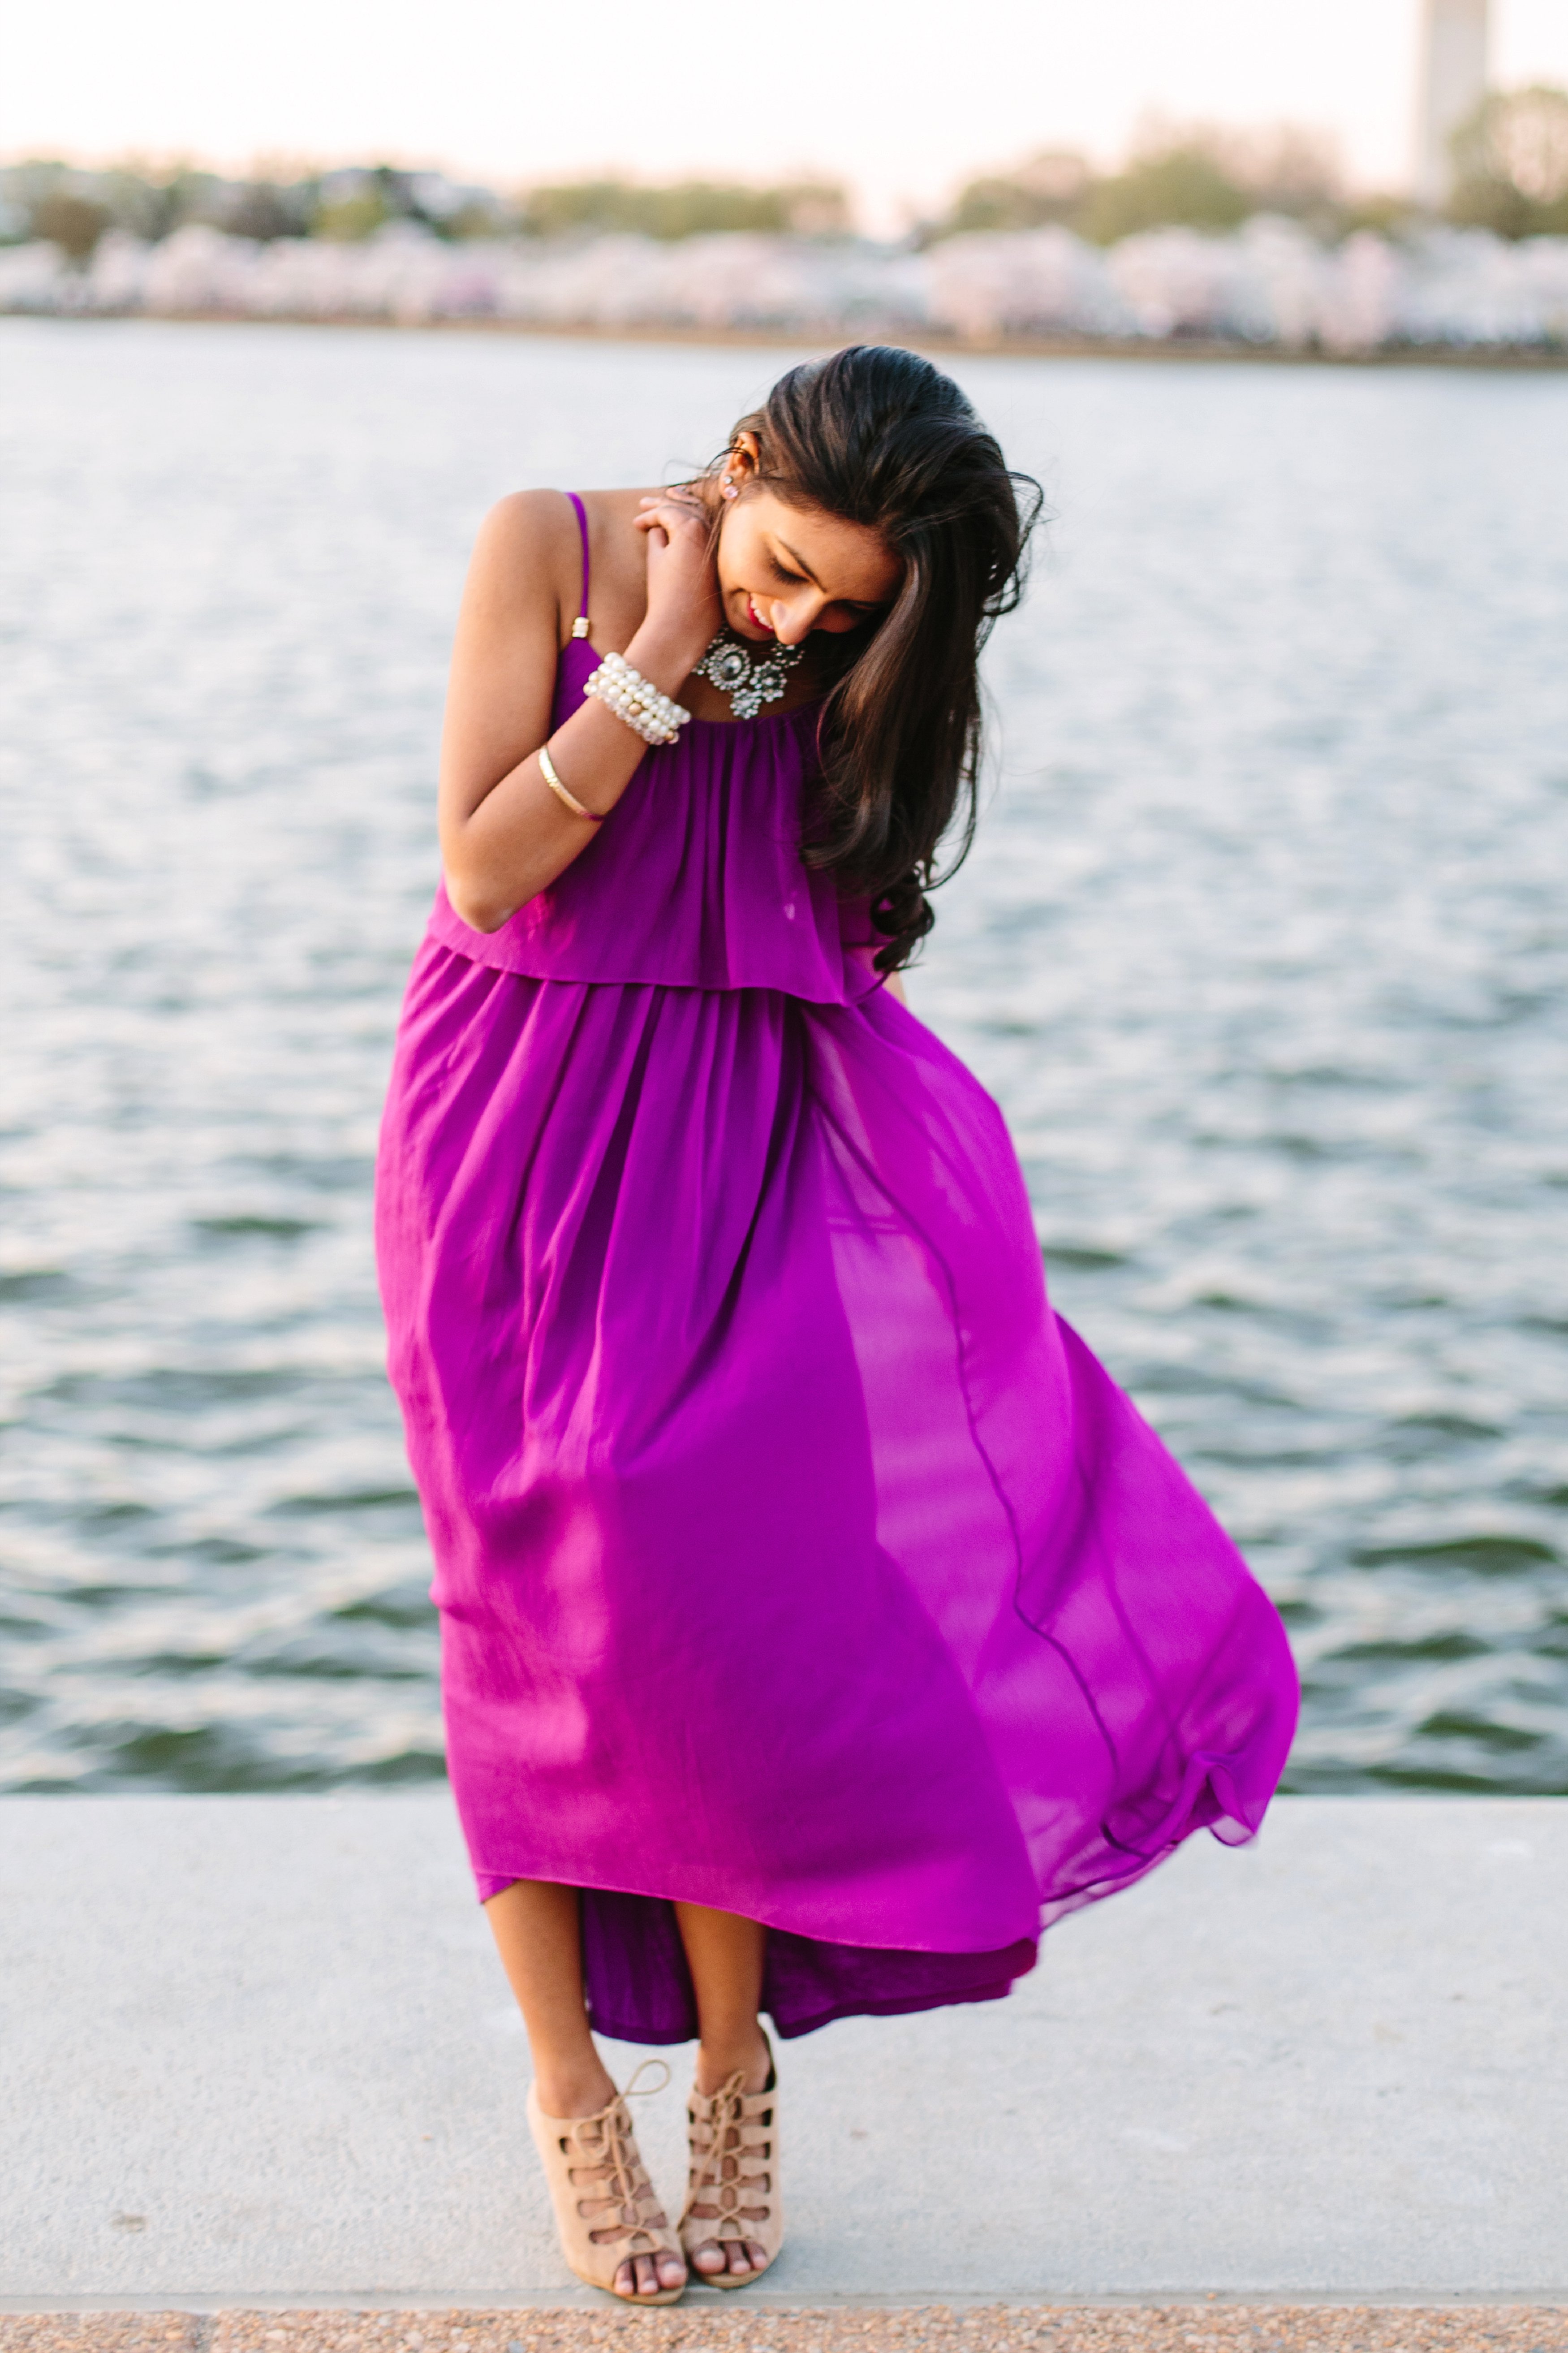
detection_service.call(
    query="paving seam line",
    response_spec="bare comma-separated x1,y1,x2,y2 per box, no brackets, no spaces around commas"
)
6,2293,1568,2314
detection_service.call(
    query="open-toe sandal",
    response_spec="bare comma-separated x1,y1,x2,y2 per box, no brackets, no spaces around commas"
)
680,2041,782,2288
527,2058,686,2303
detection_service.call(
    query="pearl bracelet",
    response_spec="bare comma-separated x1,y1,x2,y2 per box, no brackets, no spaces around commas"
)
583,651,692,747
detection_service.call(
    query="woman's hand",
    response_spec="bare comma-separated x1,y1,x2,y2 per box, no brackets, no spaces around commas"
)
439,490,685,932
631,491,723,680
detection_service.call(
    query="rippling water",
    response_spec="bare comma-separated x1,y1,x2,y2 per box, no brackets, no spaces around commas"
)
3,318,1565,1795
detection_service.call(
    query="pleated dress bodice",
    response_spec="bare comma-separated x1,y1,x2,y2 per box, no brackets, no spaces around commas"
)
425,635,875,1004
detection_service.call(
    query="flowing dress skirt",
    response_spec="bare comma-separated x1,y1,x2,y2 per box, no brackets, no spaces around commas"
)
375,936,1298,2042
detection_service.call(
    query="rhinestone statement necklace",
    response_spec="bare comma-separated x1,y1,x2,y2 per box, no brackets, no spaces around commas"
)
694,629,804,721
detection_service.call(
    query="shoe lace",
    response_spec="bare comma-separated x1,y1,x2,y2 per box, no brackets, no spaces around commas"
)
573,2057,671,2249
689,2067,771,2236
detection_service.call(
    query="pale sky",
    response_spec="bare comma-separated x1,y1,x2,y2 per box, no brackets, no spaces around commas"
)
6,0,1568,227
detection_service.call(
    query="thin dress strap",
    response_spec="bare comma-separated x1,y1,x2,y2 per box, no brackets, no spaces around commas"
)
565,492,591,639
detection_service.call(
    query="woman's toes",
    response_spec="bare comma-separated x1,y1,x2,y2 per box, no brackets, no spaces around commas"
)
692,2240,728,2275
657,2252,687,2292
727,2243,754,2276
611,2254,662,2299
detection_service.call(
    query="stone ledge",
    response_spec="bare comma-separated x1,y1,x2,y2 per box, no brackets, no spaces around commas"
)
1,1796,1563,2303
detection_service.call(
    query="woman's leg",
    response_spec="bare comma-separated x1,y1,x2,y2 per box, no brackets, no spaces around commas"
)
486,1880,686,2300
673,1902,772,2280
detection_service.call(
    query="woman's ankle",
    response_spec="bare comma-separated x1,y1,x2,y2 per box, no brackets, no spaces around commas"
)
694,2023,771,2096
532,2051,617,2119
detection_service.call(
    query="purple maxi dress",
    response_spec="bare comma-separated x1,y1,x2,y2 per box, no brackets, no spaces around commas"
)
375,492,1298,2044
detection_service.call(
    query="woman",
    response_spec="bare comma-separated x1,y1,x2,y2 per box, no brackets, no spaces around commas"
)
375,345,1298,2305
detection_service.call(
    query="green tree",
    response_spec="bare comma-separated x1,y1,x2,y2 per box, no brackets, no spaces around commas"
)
1447,84,1568,237
221,181,311,241
437,200,504,242
930,125,1344,246
1078,146,1252,245
1336,192,1421,237
517,177,848,241
943,151,1090,235
311,165,426,242
30,190,112,260
313,190,392,241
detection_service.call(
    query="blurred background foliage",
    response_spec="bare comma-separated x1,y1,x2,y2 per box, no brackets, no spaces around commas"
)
0,160,851,257
930,104,1568,245
1447,85,1568,235
939,125,1349,242
0,160,507,252
4,91,1565,263
514,178,849,238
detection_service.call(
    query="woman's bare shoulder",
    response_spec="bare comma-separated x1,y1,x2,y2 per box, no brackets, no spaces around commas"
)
471,488,580,575
470,485,652,600
481,484,652,541
458,490,588,648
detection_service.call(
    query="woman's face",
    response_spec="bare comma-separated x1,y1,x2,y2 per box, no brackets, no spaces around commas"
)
715,483,902,648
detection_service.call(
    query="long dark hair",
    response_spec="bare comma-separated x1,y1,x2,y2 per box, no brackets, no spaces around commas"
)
719,346,1042,971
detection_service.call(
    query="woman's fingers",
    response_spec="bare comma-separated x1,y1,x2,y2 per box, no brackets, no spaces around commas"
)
633,492,708,533
630,513,690,538
639,499,717,580
634,506,690,561
631,492,723,659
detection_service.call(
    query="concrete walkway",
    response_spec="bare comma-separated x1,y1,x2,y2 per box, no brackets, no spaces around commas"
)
0,1795,1563,2308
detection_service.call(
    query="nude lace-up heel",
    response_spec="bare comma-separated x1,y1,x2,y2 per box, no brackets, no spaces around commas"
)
526,2058,687,2303
680,2042,782,2287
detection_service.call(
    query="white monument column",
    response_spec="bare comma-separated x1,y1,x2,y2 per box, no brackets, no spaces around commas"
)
1415,0,1491,205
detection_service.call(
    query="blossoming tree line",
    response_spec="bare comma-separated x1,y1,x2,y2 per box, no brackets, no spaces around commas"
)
3,96,1567,350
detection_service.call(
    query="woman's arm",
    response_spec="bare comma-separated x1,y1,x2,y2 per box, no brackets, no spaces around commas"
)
438,490,719,933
